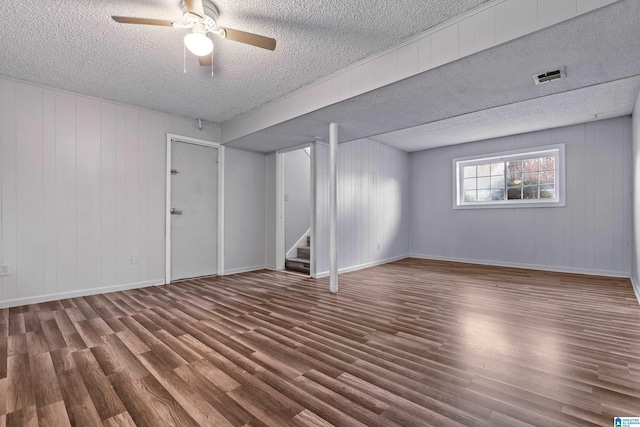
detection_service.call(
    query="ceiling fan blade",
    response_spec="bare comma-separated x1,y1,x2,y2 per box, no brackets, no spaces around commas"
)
199,55,213,67
219,27,276,51
112,16,175,27
184,0,205,18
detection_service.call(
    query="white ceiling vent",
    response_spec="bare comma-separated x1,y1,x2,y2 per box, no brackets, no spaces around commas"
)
533,67,566,85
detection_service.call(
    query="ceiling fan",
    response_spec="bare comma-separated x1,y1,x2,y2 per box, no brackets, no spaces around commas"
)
112,0,276,67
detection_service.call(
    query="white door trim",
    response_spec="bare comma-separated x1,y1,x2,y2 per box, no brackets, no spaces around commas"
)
165,133,225,284
276,143,312,273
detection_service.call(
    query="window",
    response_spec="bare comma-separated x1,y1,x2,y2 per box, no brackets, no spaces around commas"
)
453,144,565,209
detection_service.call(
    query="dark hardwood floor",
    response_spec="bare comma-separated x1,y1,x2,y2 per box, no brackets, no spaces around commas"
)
1,258,640,426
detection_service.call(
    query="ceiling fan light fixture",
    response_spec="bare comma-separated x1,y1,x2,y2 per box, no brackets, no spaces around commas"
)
184,24,213,56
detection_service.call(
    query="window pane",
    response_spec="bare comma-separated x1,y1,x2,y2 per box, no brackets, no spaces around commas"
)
507,173,522,187
540,170,555,185
523,172,539,185
463,166,476,178
522,158,539,172
463,178,477,190
477,177,491,190
540,184,555,199
477,190,491,202
523,186,538,199
507,187,522,200
455,146,562,208
464,190,477,202
490,176,504,189
540,156,555,171
507,160,522,173
477,163,491,177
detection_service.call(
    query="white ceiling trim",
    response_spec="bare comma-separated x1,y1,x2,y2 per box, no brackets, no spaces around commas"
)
221,0,620,144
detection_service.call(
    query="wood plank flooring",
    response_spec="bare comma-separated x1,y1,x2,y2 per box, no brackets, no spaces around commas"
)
1,258,640,426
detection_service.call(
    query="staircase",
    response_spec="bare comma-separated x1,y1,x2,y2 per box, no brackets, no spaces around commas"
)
285,236,310,275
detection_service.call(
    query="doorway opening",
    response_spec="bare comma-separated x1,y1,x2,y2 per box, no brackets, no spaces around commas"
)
165,134,224,283
277,144,312,276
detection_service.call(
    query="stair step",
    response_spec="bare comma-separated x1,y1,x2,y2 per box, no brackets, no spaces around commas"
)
285,257,310,274
296,245,310,259
286,257,310,266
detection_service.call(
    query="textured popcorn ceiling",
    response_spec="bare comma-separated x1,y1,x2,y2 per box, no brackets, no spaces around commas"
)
0,0,490,124
225,0,640,152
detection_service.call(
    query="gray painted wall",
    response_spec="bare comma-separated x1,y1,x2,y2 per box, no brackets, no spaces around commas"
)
265,152,277,269
410,117,633,277
0,77,270,306
284,149,311,253
632,93,640,292
224,147,267,274
314,139,411,276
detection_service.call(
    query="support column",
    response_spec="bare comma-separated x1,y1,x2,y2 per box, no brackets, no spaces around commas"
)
329,122,338,293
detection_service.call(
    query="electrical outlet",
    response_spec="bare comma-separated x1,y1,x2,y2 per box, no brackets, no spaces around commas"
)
0,264,9,277
130,255,139,265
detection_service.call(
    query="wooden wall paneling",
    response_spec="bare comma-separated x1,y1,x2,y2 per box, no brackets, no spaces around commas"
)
620,119,633,273
76,97,102,292
336,141,345,270
100,102,117,287
224,148,268,272
0,78,229,306
578,0,603,13
538,0,577,27
264,152,277,270
1,80,17,300
315,143,329,275
115,106,128,286
593,120,615,271
397,41,419,80
571,124,588,269
144,112,167,283
431,24,459,67
16,83,44,298
55,91,77,294
560,125,577,268
43,89,57,295
583,121,598,269
364,140,372,264
316,139,410,276
494,0,538,44
138,111,148,284
409,118,632,276
124,108,140,284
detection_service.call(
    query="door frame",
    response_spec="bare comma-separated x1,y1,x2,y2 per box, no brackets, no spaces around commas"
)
276,143,313,274
165,133,225,284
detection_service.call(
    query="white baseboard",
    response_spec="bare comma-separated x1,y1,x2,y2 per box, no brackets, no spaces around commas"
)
631,276,640,305
312,254,408,279
0,279,165,309
409,253,631,278
223,265,269,275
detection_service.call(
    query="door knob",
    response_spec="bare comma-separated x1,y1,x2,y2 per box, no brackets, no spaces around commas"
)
170,208,183,215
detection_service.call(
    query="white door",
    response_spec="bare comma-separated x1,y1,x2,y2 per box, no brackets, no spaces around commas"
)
170,140,218,281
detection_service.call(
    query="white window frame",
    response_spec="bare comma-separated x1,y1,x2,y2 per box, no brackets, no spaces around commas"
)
453,143,566,209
